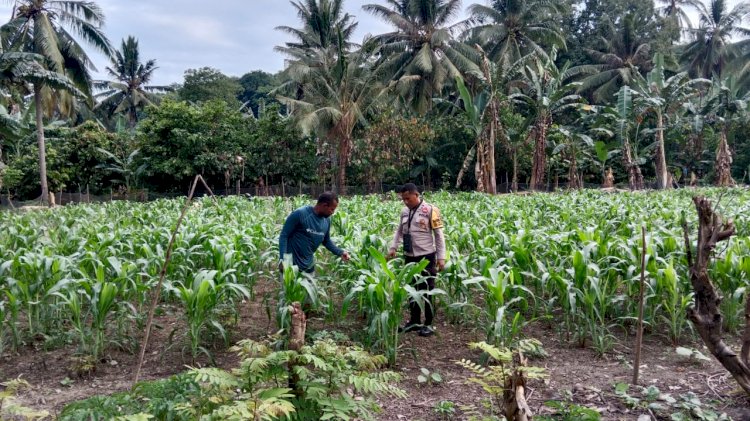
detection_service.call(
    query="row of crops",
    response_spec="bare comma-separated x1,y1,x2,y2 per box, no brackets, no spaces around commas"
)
1,189,748,365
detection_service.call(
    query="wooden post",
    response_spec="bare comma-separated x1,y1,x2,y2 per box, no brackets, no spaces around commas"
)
86,184,90,203
134,175,217,385
633,225,647,385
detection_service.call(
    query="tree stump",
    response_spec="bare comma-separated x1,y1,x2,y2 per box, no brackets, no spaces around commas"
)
503,352,533,421
288,302,306,397
289,302,306,352
684,196,750,395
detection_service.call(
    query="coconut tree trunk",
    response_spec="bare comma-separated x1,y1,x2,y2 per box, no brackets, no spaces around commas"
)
511,150,519,193
655,112,670,189
478,49,498,194
129,104,138,129
530,114,549,191
337,135,351,195
486,101,499,195
715,128,735,187
34,85,50,206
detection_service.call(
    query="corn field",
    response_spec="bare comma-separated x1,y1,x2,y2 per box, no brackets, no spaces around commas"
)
0,189,748,363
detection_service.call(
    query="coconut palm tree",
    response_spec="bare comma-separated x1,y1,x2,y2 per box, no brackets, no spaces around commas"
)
464,0,565,71
277,40,385,194
364,0,481,114
680,0,750,79
657,0,702,38
275,0,358,52
573,13,654,103
2,0,112,205
95,36,170,127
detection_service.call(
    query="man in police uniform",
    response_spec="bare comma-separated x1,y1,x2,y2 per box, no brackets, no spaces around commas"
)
387,183,446,337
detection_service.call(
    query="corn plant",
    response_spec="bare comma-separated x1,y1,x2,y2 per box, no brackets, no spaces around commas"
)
168,269,250,363
0,288,20,354
277,261,327,333
653,260,693,345
460,263,532,346
344,247,440,366
2,188,749,362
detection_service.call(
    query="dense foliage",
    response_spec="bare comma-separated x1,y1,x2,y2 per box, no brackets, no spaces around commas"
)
2,0,750,199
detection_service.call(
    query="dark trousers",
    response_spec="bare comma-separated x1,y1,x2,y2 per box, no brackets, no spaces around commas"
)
405,253,437,326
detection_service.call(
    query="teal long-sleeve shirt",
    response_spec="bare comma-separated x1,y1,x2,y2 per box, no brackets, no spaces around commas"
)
278,206,343,272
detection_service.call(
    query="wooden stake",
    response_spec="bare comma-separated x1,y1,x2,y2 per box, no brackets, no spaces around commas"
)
133,175,216,385
633,225,647,385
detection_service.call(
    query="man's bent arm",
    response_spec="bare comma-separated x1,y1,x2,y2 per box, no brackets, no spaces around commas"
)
323,226,344,257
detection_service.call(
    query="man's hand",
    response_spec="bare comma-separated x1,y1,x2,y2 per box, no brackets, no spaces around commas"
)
387,249,397,260
437,259,446,272
341,251,350,262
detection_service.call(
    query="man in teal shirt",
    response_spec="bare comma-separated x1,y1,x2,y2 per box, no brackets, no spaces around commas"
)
279,192,350,273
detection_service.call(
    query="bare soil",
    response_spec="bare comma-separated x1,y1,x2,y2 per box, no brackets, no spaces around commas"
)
3,289,749,420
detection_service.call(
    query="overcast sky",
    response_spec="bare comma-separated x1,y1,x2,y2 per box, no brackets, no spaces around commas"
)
0,0,739,86
0,0,405,85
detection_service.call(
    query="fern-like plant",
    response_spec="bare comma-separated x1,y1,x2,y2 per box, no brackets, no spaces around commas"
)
0,378,50,420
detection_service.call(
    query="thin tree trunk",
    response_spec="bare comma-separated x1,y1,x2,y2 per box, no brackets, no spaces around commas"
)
511,150,519,193
478,48,499,194
715,129,735,187
655,112,670,189
34,85,50,206
337,135,351,195
530,115,548,191
684,196,750,395
487,119,497,194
